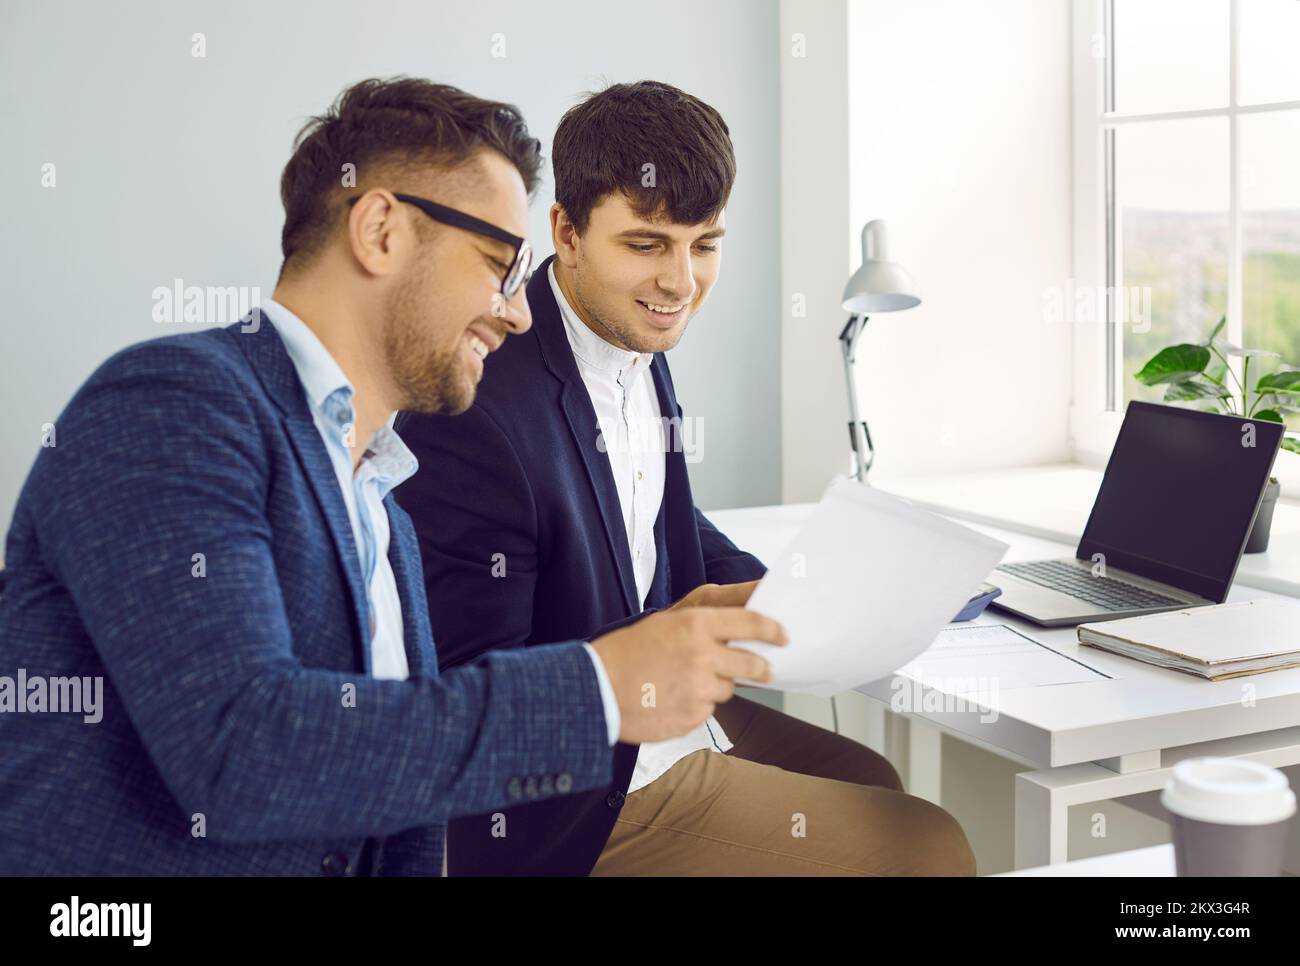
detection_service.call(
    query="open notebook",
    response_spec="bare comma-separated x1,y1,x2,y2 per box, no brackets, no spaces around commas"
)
1077,599,1300,681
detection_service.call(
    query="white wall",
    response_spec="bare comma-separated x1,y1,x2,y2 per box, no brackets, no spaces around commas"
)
847,0,1074,482
779,0,856,503
779,0,1075,503
0,0,781,529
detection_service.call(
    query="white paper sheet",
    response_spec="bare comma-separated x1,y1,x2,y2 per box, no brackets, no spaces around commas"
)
895,623,1113,692
732,479,1010,696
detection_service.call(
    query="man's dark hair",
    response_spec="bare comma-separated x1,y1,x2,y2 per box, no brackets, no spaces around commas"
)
278,77,542,273
552,80,735,234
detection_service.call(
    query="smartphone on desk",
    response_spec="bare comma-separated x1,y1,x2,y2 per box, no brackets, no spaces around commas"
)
952,582,1002,622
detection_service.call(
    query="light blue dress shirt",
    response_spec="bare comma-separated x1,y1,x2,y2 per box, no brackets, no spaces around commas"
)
260,300,619,741
261,299,417,680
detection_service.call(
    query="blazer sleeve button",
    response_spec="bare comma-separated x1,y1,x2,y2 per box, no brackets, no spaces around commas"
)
321,851,351,876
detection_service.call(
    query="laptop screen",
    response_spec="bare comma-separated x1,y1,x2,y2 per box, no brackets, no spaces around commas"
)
1076,401,1284,602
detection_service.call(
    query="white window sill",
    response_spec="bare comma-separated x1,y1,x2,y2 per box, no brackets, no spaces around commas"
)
872,463,1300,600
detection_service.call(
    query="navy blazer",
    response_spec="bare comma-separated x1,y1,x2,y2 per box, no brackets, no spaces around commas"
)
0,312,612,875
395,257,765,875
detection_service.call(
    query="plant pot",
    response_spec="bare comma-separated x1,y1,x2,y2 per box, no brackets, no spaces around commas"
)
1245,477,1281,554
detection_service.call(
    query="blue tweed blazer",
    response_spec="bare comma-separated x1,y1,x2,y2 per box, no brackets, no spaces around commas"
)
0,313,612,875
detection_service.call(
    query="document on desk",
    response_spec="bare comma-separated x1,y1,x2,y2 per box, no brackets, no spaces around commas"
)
732,478,1010,696
896,623,1113,692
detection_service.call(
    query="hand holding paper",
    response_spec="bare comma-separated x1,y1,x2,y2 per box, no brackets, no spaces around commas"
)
731,479,1009,696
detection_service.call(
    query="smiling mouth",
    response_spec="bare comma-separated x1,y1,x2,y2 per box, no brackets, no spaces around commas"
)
463,323,504,364
636,299,689,327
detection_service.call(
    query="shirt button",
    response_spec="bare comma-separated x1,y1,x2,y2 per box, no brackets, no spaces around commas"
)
606,790,626,810
636,470,644,480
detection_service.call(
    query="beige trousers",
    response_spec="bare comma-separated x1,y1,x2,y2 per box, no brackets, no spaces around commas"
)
591,694,976,876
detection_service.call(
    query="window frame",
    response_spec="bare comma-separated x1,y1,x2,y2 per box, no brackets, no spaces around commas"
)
1070,0,1300,492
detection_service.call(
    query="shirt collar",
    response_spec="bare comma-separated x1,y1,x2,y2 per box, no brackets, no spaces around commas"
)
260,297,351,412
259,299,419,491
358,423,420,497
548,263,653,376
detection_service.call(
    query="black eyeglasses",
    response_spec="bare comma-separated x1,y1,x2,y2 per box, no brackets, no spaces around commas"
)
347,192,533,298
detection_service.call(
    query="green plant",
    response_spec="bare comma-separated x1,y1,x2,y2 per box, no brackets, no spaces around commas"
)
1135,316,1300,456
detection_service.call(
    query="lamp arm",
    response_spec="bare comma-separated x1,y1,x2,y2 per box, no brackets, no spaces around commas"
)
839,314,874,482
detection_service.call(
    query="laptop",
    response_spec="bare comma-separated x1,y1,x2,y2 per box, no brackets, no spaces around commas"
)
989,401,1284,627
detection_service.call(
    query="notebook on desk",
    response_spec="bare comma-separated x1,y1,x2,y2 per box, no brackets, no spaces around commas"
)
1077,599,1300,681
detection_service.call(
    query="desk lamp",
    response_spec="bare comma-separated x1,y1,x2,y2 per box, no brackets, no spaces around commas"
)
839,219,920,482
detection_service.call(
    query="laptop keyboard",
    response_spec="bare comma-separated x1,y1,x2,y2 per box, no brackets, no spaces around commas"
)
998,560,1186,611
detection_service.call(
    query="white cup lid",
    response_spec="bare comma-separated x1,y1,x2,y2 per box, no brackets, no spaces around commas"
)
1161,757,1297,826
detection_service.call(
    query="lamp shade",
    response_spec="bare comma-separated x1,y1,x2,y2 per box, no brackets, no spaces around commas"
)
841,220,920,313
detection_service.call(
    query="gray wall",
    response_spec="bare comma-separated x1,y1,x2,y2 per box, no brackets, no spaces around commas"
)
0,0,781,534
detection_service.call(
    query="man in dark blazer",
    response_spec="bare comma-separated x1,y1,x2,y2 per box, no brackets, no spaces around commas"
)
0,78,784,876
396,81,977,876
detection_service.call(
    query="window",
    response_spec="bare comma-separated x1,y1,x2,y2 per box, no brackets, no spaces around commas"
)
1072,0,1300,486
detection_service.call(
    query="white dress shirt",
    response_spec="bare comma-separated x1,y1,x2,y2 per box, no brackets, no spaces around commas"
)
549,265,731,792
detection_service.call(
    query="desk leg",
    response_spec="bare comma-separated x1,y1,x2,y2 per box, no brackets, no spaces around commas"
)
1015,746,1300,873
1013,762,1155,869
1015,770,1070,869
882,711,944,805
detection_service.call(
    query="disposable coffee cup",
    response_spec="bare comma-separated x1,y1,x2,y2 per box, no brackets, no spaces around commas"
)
1161,757,1296,877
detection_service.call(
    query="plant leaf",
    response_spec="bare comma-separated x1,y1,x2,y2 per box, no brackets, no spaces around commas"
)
1164,378,1231,401
1135,344,1211,385
1227,345,1281,359
1282,437,1300,455
1204,316,1226,344
1205,362,1228,385
1252,409,1284,423
1257,370,1300,392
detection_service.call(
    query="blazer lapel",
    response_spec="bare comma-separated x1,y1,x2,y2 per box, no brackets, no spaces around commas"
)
649,355,683,463
649,354,702,600
528,259,640,615
228,311,373,673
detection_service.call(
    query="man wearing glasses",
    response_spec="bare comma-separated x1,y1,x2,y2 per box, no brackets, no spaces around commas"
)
348,192,535,305
0,77,787,876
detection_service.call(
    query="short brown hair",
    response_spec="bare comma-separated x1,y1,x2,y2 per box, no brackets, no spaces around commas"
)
552,80,735,234
278,77,542,272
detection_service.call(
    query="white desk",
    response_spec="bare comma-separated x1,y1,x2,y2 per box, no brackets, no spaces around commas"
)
996,844,1174,876
708,500,1300,871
